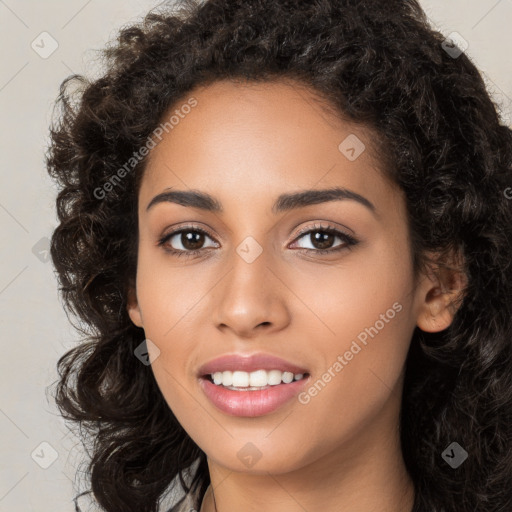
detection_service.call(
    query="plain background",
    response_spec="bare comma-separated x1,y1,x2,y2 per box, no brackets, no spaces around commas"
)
1,1,511,510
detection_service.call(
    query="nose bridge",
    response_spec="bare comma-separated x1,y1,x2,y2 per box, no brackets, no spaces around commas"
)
212,235,290,334
232,237,270,295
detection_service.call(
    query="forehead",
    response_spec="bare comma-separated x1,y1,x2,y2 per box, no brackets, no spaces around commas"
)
139,79,397,215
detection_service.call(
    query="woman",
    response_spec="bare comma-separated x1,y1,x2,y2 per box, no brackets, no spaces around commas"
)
46,0,512,511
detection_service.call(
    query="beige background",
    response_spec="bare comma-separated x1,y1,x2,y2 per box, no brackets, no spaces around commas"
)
0,1,511,510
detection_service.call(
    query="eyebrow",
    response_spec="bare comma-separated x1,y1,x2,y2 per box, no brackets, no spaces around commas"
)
146,186,377,215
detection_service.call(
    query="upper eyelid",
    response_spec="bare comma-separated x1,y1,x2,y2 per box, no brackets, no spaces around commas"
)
294,222,351,237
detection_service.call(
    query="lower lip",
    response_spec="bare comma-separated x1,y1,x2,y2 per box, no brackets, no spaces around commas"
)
199,375,310,417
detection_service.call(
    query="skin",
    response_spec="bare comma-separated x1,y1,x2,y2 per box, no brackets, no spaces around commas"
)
127,79,464,512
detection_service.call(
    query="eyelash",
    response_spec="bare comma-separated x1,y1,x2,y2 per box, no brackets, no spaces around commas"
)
157,223,359,258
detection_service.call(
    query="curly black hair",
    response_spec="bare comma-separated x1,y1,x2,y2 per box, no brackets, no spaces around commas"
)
46,0,512,511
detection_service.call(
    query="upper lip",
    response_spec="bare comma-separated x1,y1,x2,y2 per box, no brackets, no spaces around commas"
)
198,352,309,377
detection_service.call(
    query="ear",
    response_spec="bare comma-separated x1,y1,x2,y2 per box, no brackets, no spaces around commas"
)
415,251,467,333
126,283,144,328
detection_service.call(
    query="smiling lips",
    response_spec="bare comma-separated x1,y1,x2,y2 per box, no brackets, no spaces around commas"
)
197,352,311,417
197,352,309,376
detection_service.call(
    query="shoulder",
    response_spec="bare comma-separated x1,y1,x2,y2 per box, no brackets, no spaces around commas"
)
73,484,203,512
162,485,202,512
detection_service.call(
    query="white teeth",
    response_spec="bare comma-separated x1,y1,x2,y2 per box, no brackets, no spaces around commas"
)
249,369,267,387
210,369,306,388
232,371,249,387
222,371,233,386
282,372,294,384
268,369,283,385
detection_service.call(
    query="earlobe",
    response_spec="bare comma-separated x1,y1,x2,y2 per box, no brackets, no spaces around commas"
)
127,286,144,328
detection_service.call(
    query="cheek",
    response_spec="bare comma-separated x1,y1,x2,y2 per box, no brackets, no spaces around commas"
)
293,239,414,419
134,248,207,414
292,233,413,350
134,246,209,338
293,302,413,457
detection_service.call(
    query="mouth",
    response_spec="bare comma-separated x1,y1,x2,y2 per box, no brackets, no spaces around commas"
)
198,370,311,417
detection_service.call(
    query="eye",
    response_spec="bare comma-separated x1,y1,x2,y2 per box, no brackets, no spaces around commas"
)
157,225,218,258
290,223,358,255
157,222,359,259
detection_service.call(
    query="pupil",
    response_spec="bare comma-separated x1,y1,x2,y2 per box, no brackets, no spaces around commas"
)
312,231,333,250
183,231,204,250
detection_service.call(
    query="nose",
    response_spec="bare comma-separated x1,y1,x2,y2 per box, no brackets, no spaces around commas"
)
211,247,291,339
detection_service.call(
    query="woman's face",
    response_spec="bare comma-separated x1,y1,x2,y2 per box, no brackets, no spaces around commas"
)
128,79,435,475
